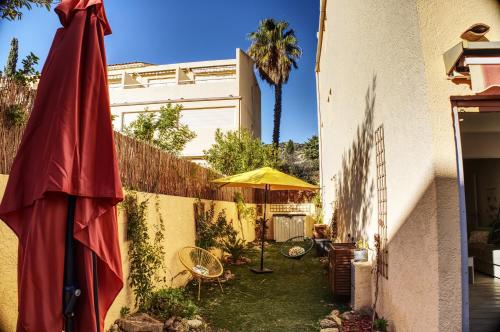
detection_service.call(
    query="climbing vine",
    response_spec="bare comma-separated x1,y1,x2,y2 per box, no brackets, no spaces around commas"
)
123,192,165,310
234,192,256,241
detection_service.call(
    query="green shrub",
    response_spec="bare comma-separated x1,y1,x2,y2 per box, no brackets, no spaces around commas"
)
4,104,28,127
120,306,130,317
373,317,388,331
220,232,245,262
148,288,198,320
194,200,237,250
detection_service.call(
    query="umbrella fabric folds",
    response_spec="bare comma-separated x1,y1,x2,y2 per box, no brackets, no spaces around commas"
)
0,0,123,331
212,167,318,273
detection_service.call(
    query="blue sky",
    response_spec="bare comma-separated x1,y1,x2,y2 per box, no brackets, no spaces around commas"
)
0,0,319,143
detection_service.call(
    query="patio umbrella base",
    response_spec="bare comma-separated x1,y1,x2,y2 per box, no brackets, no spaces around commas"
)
250,267,273,274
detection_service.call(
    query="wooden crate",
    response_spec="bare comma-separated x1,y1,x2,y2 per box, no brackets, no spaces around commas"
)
328,243,355,298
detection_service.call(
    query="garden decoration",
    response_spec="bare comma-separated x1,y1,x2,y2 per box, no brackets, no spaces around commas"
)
178,246,224,300
212,167,318,274
0,1,123,331
279,236,314,260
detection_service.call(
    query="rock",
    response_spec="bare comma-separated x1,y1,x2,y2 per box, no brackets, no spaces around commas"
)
221,270,235,282
170,318,189,332
193,315,203,322
320,328,339,332
325,314,342,326
340,311,355,321
330,309,340,317
164,316,176,328
116,313,163,332
109,323,120,332
320,319,337,328
186,319,203,329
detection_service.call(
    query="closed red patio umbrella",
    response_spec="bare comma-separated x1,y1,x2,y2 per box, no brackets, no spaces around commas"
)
0,0,123,331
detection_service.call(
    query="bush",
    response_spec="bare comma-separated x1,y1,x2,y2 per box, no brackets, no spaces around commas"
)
4,104,28,127
120,306,130,317
204,129,277,175
148,288,198,320
220,232,245,262
194,200,237,250
373,317,388,332
124,103,195,155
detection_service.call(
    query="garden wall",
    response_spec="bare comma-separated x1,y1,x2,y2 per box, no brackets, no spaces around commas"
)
0,174,256,331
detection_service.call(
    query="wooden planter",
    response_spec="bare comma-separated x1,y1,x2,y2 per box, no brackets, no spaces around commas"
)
328,243,355,298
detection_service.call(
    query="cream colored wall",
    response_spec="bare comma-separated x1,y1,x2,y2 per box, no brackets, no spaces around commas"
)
0,174,255,331
318,1,437,330
414,2,500,330
317,0,500,330
237,49,262,138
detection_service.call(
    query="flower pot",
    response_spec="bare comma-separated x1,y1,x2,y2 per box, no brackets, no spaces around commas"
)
353,248,368,262
313,238,331,257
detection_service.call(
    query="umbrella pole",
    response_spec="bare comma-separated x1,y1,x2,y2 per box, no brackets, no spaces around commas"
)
260,185,267,270
63,195,81,332
251,184,273,273
92,252,100,332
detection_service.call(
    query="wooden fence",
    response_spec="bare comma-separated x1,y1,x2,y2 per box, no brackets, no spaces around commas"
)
0,78,312,204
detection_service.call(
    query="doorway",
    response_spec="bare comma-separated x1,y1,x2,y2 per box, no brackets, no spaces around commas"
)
453,99,500,332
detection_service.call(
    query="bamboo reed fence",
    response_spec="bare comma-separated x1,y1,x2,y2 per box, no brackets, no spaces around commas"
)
0,78,312,204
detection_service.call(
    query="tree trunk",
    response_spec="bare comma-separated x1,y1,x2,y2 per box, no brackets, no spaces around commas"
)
272,84,282,146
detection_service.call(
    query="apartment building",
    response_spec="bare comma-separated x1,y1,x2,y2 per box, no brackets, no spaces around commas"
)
108,48,261,162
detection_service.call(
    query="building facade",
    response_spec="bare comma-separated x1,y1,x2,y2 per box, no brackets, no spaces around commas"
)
316,0,500,331
108,49,261,162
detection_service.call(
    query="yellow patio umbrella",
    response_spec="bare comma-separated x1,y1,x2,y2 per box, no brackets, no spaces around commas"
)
212,167,318,273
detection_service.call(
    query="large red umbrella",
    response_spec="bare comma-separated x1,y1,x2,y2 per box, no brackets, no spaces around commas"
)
0,0,123,331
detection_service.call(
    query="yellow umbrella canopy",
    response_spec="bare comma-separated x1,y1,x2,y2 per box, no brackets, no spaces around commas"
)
211,167,319,191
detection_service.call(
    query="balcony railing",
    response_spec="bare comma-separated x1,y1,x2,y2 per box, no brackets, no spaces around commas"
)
108,75,236,89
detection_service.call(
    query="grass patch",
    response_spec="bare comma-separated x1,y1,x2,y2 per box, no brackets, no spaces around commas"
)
187,242,337,332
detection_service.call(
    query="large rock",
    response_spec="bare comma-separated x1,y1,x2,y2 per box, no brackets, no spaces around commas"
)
186,318,203,329
320,328,339,332
116,313,163,332
325,314,342,326
170,318,189,332
320,319,337,328
340,311,356,321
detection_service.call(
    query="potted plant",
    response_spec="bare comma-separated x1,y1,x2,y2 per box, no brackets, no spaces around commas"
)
373,317,388,332
354,239,369,262
313,223,332,257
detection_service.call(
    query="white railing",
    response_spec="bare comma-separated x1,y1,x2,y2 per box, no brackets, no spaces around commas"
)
108,76,236,89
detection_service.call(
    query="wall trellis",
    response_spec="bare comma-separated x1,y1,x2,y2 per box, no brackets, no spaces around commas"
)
375,125,388,278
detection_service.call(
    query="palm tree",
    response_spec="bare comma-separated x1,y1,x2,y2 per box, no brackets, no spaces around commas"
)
248,18,301,146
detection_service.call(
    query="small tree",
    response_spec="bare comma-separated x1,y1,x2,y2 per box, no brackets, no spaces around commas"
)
303,135,319,162
125,104,195,155
4,38,18,77
204,129,277,175
14,52,40,85
1,0,53,20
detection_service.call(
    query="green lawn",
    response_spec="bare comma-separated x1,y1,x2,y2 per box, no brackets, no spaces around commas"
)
187,243,335,332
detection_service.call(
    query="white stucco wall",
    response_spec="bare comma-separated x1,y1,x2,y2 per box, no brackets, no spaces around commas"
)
316,0,500,330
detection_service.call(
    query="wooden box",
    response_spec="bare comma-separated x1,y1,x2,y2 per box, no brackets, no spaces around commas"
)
328,243,355,298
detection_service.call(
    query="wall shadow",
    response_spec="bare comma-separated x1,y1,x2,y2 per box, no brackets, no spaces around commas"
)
335,76,376,242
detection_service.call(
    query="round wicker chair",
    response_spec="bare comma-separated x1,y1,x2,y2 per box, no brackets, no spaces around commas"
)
279,236,314,260
178,246,224,300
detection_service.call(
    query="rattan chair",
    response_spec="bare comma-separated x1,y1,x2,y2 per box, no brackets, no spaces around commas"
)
279,236,314,260
178,246,224,300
